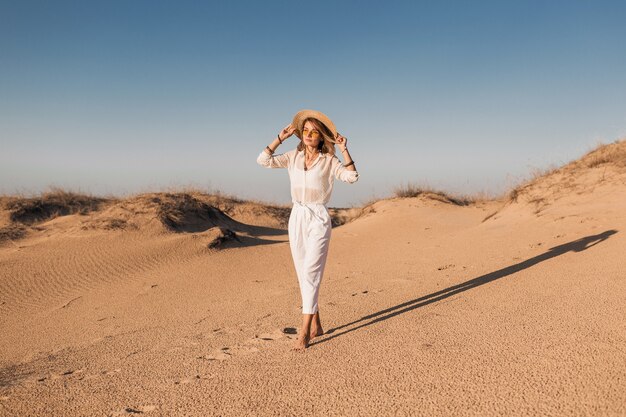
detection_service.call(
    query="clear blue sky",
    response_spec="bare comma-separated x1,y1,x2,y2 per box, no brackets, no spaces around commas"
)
2,0,625,207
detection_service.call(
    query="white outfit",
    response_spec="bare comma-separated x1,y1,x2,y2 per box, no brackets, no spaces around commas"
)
257,148,359,313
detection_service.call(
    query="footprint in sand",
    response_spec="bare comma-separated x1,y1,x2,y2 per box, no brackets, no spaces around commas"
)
248,328,289,344
173,373,216,385
102,368,122,376
36,368,85,383
109,405,157,415
198,348,234,361
197,328,289,362
175,375,202,384
198,347,234,361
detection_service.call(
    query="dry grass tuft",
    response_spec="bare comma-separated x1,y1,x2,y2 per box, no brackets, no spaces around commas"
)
3,187,111,225
128,186,292,227
0,224,28,244
504,139,626,203
199,192,289,222
207,227,242,249
149,193,224,232
393,183,483,206
80,218,137,231
328,205,376,227
578,138,626,168
505,165,560,203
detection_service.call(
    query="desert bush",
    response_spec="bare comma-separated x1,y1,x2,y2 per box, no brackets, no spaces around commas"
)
393,183,476,206
0,224,27,243
580,139,626,168
5,187,109,224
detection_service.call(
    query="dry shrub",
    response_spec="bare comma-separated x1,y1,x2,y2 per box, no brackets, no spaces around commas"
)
579,139,626,168
5,187,110,225
132,186,246,211
80,218,137,231
0,224,27,243
504,139,626,202
393,183,476,206
207,227,241,249
329,205,377,227
506,164,559,203
153,193,225,232
196,190,292,225
129,186,293,225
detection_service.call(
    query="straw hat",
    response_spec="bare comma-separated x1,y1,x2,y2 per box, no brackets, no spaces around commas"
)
292,109,337,143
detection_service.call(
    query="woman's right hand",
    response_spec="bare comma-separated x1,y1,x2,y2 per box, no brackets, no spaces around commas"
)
278,124,296,141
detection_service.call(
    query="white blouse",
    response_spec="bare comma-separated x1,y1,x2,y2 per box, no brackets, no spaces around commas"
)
257,148,359,205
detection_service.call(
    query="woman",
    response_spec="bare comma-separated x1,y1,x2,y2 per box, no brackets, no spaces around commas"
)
256,109,359,350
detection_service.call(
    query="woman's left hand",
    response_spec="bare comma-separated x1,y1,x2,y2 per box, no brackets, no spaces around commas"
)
335,132,348,150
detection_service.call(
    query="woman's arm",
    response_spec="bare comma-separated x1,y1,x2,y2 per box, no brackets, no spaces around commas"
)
264,136,283,156
339,147,356,171
332,133,359,183
256,124,296,169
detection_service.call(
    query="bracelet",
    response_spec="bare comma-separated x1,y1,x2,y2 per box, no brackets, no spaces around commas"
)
277,134,283,144
266,145,274,155
343,160,355,167
341,147,348,153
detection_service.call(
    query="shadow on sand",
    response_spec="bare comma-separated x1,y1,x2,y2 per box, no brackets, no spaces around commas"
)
311,229,618,347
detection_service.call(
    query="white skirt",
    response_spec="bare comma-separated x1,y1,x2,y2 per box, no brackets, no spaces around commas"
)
288,201,332,314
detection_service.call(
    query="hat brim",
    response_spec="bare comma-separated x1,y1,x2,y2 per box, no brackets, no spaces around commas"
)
292,109,337,143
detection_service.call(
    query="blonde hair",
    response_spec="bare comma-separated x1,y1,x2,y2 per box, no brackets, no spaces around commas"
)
297,118,336,156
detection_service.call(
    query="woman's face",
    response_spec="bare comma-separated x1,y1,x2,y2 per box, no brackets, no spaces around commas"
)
302,120,322,148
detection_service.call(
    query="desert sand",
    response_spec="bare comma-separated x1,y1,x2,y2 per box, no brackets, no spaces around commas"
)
1,141,625,416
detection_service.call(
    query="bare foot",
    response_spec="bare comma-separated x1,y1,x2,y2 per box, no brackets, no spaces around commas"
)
292,333,310,351
309,325,324,338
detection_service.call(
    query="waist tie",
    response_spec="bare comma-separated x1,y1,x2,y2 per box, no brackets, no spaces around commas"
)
292,201,329,225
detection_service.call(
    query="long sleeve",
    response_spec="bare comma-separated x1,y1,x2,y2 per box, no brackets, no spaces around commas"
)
331,155,359,183
257,149,291,169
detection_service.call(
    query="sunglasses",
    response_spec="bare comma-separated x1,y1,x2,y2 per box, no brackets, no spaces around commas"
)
302,128,321,139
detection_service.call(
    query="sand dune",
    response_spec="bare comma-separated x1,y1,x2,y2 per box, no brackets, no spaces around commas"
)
1,141,625,416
